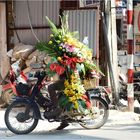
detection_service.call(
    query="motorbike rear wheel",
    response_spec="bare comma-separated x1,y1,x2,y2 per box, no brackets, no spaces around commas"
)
79,97,109,129
4,101,38,134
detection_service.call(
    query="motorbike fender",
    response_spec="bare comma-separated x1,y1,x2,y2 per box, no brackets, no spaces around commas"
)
87,88,101,98
13,97,42,119
90,95,109,109
87,90,109,109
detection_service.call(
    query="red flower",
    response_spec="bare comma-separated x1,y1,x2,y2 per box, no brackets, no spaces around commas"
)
50,63,65,75
82,95,91,109
77,57,84,63
50,63,57,71
56,65,65,75
63,55,84,69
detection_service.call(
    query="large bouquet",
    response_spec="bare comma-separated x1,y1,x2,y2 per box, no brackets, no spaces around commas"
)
36,13,100,112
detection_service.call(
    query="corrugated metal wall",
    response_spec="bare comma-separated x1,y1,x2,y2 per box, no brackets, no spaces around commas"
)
64,10,98,57
13,1,99,58
14,0,60,45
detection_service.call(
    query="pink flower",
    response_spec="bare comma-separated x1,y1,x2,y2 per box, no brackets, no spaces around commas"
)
61,43,74,53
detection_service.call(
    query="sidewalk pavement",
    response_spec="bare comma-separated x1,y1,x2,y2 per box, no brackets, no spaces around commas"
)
107,109,140,125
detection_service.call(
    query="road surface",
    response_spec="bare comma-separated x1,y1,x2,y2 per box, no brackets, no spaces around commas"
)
0,109,140,140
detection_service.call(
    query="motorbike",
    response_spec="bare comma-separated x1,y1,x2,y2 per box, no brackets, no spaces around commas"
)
119,64,140,103
4,70,110,134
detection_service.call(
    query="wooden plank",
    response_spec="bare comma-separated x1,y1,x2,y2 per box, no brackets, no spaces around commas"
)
0,3,10,80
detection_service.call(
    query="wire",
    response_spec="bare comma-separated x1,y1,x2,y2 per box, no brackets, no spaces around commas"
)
26,0,40,42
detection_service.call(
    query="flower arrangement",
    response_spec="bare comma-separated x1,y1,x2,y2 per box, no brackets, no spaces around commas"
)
36,13,100,112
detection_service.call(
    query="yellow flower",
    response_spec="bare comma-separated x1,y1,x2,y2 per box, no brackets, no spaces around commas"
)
63,74,86,109
57,40,61,44
63,38,67,42
49,40,52,44
69,96,76,102
66,37,78,47
74,102,79,109
57,57,62,62
64,89,69,96
76,93,83,99
59,46,62,50
70,74,76,80
50,34,54,37
64,80,69,86
58,35,62,39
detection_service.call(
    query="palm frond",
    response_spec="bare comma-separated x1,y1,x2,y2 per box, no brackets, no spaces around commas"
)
46,16,59,35
60,12,69,35
35,41,57,57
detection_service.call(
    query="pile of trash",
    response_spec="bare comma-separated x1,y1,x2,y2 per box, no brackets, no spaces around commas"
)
6,43,58,81
8,43,46,73
0,43,57,108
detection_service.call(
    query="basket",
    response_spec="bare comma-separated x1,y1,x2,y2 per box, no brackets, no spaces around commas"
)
83,79,96,90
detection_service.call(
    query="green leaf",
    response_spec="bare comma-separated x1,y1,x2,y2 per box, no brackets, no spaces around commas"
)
60,12,69,35
58,94,69,107
35,41,57,58
80,63,85,75
66,102,73,111
51,57,57,63
62,98,69,106
58,95,66,106
70,31,79,39
76,63,85,75
78,99,87,109
35,41,47,51
78,99,92,114
76,63,82,72
46,16,59,35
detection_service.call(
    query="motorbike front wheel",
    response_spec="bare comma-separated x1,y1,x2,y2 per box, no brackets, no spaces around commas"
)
79,97,109,129
4,101,39,134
